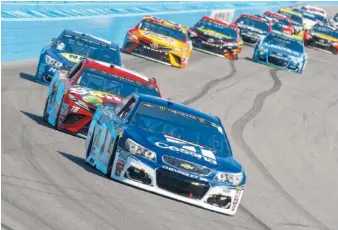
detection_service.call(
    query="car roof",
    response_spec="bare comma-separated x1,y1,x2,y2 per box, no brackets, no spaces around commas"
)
134,93,220,125
63,29,119,50
82,59,157,87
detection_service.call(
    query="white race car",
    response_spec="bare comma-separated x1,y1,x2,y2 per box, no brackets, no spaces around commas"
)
301,5,328,24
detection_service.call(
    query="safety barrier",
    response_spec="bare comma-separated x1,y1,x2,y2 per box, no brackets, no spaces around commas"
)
2,1,300,62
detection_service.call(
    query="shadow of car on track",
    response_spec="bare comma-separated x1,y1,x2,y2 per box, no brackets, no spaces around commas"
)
19,72,47,86
20,110,52,129
20,110,87,139
57,151,107,179
57,151,235,218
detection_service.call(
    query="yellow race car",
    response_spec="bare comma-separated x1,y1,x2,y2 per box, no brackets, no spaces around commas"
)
278,8,305,40
122,16,192,68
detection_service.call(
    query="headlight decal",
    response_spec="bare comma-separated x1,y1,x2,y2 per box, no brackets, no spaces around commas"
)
214,172,243,186
125,138,157,162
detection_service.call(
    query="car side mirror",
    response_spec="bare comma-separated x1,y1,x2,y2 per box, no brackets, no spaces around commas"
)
47,38,56,46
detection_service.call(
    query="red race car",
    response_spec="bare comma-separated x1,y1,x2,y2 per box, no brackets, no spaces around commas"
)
43,59,161,138
263,11,294,35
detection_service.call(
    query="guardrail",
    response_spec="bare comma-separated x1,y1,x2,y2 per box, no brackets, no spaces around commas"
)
2,1,298,62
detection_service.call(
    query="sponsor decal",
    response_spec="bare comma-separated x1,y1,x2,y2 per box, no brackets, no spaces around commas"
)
69,88,122,104
60,53,84,63
232,187,242,211
115,159,126,176
60,103,69,116
162,165,200,179
118,151,130,161
156,141,217,165
142,31,175,44
210,9,235,22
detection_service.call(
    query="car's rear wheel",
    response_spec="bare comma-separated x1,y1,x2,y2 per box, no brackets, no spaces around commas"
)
106,137,119,178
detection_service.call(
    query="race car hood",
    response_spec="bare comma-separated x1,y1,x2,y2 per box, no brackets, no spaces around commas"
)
311,32,338,42
138,30,186,48
125,125,243,173
68,85,123,108
194,27,237,43
262,43,303,57
237,23,268,36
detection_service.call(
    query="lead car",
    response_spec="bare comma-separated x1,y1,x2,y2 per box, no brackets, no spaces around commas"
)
85,93,247,216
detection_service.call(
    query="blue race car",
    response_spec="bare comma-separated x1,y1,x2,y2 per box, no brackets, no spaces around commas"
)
252,31,308,74
84,93,246,216
35,29,122,84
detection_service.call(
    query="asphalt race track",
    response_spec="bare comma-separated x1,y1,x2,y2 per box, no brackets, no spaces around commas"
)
2,5,338,230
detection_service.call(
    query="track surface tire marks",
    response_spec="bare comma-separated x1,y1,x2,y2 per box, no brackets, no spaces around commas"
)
2,6,338,230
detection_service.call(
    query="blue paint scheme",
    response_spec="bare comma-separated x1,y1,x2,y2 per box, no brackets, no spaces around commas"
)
34,29,122,85
45,71,67,127
85,93,247,189
252,32,308,74
2,1,300,62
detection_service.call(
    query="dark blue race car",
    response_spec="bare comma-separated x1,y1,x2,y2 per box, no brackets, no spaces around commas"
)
35,29,122,84
84,93,246,216
252,31,308,74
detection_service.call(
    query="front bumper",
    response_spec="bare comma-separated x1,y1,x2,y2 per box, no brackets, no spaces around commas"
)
253,50,303,74
110,148,244,216
240,33,260,44
56,97,95,138
122,37,188,68
192,39,240,60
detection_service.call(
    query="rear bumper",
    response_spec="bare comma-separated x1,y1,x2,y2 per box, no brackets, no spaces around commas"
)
109,148,244,216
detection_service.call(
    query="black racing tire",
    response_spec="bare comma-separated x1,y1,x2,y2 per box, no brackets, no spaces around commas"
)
85,129,95,165
106,137,119,178
54,96,64,129
42,96,50,122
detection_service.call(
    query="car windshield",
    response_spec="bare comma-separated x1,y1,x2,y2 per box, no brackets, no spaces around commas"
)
272,22,284,32
279,11,303,25
302,11,316,21
131,102,231,158
194,19,237,41
267,14,290,26
236,16,270,33
55,34,121,65
312,25,338,38
263,33,304,53
76,67,160,98
313,14,327,23
139,19,186,42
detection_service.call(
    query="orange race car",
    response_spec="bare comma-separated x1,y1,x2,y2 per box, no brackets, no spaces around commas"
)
122,16,192,68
